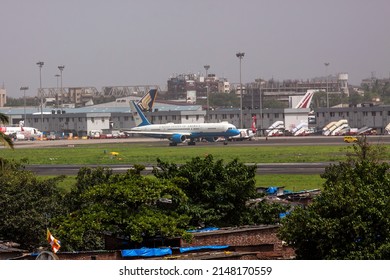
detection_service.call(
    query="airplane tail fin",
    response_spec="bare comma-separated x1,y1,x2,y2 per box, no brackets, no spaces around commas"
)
137,89,158,112
130,100,151,127
295,90,317,109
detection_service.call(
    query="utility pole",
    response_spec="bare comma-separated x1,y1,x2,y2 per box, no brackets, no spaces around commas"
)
236,52,245,128
55,74,60,108
36,61,44,135
20,86,29,125
256,79,263,136
58,65,65,106
325,62,330,108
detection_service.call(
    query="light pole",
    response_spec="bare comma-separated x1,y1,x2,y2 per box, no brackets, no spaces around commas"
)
204,65,210,122
20,86,29,124
206,86,209,122
256,79,263,136
55,74,60,108
236,52,245,128
325,62,329,108
58,65,65,106
36,61,44,134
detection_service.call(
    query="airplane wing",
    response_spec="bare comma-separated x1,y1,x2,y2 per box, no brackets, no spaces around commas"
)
124,130,192,137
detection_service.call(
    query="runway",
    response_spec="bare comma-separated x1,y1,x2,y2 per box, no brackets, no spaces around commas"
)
25,162,330,176
17,135,390,176
11,134,390,149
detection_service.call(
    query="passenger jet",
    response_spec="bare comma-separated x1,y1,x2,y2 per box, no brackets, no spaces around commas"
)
0,126,42,140
127,100,240,146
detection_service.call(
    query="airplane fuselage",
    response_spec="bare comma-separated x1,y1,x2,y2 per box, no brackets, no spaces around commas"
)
128,98,240,145
0,126,43,140
0,126,41,135
130,122,240,140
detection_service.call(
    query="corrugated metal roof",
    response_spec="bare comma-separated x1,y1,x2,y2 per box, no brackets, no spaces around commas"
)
0,102,202,115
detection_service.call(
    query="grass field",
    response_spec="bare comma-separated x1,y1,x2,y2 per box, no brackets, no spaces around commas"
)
9,141,357,193
256,174,325,191
51,173,325,193
0,142,363,165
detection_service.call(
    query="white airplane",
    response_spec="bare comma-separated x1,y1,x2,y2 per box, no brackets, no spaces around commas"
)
229,116,257,141
0,126,43,140
127,100,240,146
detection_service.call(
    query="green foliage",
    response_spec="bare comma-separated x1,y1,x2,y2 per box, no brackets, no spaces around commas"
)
363,80,390,104
194,91,242,108
245,199,289,225
0,112,14,149
153,154,283,227
278,139,390,259
0,153,291,252
311,91,350,108
4,97,39,107
66,166,114,211
0,158,65,250
205,91,240,108
56,166,191,251
263,99,287,109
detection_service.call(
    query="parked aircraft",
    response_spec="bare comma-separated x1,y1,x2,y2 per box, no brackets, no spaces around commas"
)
0,126,42,140
118,88,158,134
127,100,240,146
229,116,257,141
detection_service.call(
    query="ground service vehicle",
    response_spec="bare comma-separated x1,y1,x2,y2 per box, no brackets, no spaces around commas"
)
343,136,358,143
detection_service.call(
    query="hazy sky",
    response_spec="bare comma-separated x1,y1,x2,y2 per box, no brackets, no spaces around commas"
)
1,0,389,98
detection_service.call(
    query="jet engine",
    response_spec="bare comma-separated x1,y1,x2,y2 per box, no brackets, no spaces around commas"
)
171,134,186,143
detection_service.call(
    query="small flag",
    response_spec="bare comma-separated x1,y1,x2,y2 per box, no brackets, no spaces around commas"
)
47,229,61,253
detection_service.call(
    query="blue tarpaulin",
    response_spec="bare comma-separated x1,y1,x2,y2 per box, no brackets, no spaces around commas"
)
187,227,219,233
121,247,172,257
179,245,229,253
266,187,278,194
279,211,291,218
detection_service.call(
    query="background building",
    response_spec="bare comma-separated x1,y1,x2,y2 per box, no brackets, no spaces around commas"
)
0,88,6,107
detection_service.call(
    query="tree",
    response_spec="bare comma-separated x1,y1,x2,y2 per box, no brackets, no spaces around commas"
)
0,113,14,149
278,137,390,259
0,158,65,250
153,154,262,227
55,166,191,251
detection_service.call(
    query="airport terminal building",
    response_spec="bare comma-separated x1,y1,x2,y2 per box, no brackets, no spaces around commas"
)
2,99,390,137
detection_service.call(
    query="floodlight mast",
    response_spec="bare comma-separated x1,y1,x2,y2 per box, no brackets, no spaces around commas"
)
236,52,245,128
58,65,65,106
36,61,44,134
